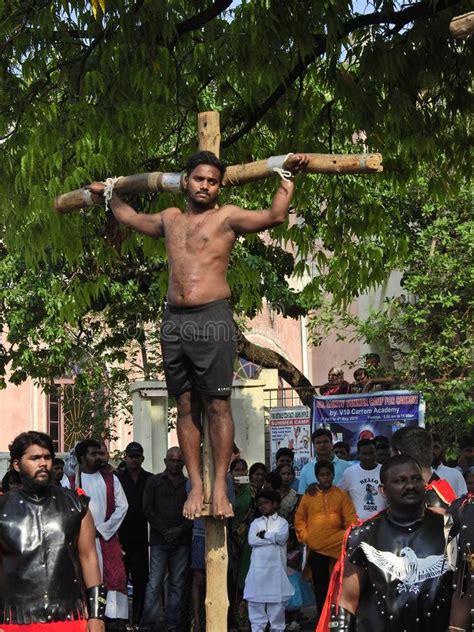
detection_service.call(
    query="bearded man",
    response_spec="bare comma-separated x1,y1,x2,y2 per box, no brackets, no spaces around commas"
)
0,431,106,632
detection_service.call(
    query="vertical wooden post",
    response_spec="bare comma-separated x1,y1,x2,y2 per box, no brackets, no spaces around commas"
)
197,111,230,632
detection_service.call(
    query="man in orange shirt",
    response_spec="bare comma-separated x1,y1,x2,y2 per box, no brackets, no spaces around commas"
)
295,460,357,619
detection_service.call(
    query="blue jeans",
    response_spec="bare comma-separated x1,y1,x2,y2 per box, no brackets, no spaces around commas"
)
141,542,191,629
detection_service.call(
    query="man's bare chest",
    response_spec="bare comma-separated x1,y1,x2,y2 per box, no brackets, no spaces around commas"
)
164,212,233,255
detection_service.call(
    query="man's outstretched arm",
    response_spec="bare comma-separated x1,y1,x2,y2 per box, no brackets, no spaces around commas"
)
86,182,165,237
226,153,310,235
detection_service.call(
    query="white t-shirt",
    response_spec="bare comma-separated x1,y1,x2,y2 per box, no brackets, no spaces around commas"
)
338,464,386,520
433,464,468,498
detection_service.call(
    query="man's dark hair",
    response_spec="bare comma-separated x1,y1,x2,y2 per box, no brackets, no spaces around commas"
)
311,428,333,443
459,435,473,450
52,457,65,466
334,440,350,453
365,353,380,363
230,458,248,472
75,439,101,464
374,435,390,448
249,462,267,477
256,489,281,505
354,368,368,380
431,432,443,446
185,151,226,179
9,431,55,462
357,438,375,452
391,426,433,468
275,447,294,462
264,471,282,490
380,454,421,485
315,459,335,477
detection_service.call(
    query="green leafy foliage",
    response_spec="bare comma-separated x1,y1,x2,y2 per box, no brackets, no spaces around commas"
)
308,182,473,439
0,1,472,432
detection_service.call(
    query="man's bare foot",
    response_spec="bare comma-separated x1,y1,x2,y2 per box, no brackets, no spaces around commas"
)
183,483,204,519
212,484,234,519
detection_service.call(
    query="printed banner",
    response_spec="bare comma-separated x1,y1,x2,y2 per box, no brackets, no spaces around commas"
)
313,390,423,454
269,407,312,476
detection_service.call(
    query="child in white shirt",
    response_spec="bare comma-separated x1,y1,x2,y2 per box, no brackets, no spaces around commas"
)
244,489,294,632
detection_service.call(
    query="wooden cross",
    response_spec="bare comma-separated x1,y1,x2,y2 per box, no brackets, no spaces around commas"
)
54,119,382,212
55,112,383,631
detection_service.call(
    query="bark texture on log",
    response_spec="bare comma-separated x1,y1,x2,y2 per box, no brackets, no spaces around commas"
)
54,153,383,212
198,111,230,632
449,11,474,37
223,152,383,186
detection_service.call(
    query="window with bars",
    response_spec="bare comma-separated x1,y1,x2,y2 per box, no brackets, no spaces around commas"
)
47,385,63,452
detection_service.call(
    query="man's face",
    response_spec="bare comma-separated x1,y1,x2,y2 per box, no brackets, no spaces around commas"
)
276,455,293,468
83,447,102,472
250,467,266,489
376,444,391,464
465,472,474,494
126,453,144,471
334,445,349,460
327,370,341,384
13,444,52,487
165,451,184,475
185,164,221,209
314,434,333,460
317,467,334,490
461,446,474,467
99,445,110,469
381,462,425,511
366,355,380,368
52,463,64,483
358,444,377,469
432,441,443,467
354,370,369,385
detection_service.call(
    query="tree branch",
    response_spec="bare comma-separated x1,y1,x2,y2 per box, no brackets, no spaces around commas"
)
235,326,316,409
222,0,464,148
170,0,233,48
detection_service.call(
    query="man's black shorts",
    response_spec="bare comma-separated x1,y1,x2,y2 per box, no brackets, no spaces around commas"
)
160,299,237,397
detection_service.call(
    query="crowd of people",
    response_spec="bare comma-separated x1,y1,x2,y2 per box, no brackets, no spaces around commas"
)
1,426,474,632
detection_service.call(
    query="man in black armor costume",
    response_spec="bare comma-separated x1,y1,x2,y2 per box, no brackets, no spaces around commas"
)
0,431,106,632
448,492,474,632
321,454,454,632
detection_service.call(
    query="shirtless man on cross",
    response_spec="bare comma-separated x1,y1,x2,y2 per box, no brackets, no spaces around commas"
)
87,151,309,519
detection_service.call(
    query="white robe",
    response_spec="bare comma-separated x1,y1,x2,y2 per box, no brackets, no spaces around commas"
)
244,513,294,604
81,471,129,619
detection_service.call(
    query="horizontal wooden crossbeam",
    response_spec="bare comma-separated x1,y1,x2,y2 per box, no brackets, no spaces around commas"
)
54,152,383,213
449,11,474,38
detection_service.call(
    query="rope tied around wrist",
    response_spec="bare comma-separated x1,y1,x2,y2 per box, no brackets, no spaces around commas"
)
103,176,121,211
271,153,294,182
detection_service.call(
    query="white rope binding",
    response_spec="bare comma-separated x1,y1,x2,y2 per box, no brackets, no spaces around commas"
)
82,188,94,206
103,176,121,211
268,153,294,182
